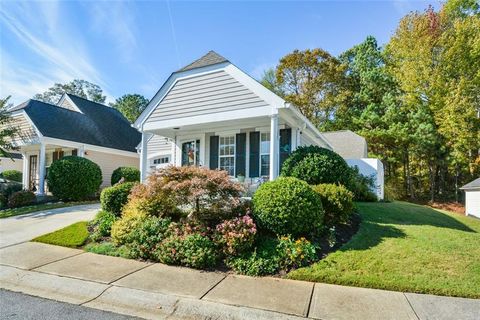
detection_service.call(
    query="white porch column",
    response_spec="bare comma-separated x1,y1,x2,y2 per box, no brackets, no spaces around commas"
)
38,143,46,195
78,145,85,157
269,114,279,181
140,132,148,182
21,152,28,190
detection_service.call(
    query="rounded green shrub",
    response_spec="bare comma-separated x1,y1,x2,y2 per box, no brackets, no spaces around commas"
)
2,170,22,182
8,190,36,208
252,177,324,236
280,146,352,186
90,210,117,241
312,184,354,226
47,156,102,201
100,182,136,216
127,216,172,260
111,167,140,185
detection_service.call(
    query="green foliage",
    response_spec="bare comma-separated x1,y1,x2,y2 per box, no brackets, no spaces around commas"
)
127,217,172,260
109,94,149,123
33,221,89,248
347,167,378,202
90,210,117,241
252,177,324,236
281,146,352,186
100,182,136,216
84,242,131,258
0,182,22,199
312,184,354,226
7,191,36,208
111,210,146,245
47,156,102,201
215,215,257,256
156,233,219,269
1,170,22,182
277,235,317,270
0,96,19,158
111,167,140,185
34,79,106,104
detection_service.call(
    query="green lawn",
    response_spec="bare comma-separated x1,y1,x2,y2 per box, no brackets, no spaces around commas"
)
0,201,98,219
33,221,89,248
288,201,480,298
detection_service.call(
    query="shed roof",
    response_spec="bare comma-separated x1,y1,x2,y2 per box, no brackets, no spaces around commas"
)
460,177,480,190
322,130,368,159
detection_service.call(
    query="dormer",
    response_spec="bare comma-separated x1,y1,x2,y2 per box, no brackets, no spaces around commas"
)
56,93,83,113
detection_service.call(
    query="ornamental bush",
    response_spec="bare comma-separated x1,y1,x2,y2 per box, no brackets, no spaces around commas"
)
7,190,36,208
47,156,102,201
280,146,352,186
100,182,136,216
312,184,354,226
111,210,147,245
215,215,257,256
252,177,324,237
2,170,22,182
111,167,140,185
90,210,117,241
127,216,172,260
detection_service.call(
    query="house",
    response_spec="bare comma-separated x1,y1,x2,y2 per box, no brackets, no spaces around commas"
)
323,130,384,200
134,51,384,199
5,94,141,194
460,177,480,218
0,152,23,173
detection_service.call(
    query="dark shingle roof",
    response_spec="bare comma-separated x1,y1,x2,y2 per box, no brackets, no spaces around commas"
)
178,51,229,72
461,177,480,190
15,96,140,152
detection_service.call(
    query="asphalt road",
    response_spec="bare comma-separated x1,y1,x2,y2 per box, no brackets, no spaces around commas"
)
0,289,140,320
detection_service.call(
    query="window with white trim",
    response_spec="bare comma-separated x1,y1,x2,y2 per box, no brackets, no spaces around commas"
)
260,132,270,176
153,156,170,165
219,136,235,176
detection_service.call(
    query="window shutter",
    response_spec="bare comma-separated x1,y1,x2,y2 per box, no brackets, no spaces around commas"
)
249,131,260,177
280,128,292,171
72,149,78,156
209,135,219,169
235,133,246,177
52,152,58,162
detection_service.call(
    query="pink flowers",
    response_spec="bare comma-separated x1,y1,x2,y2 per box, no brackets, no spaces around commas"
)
215,215,257,256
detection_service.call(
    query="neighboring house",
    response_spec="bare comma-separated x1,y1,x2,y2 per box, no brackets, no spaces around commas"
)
323,130,384,200
5,94,141,194
460,177,480,218
134,51,384,199
0,153,23,173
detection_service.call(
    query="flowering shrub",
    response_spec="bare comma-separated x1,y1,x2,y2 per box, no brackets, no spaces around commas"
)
277,235,317,270
215,215,257,256
127,217,172,260
111,210,147,245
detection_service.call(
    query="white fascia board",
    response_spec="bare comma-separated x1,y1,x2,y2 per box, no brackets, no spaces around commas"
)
22,110,44,138
57,93,83,113
285,103,334,150
41,137,139,157
134,62,231,130
142,106,272,131
224,64,286,109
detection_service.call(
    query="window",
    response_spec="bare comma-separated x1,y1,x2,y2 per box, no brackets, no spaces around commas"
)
260,132,270,176
181,140,200,166
153,156,170,165
219,136,235,176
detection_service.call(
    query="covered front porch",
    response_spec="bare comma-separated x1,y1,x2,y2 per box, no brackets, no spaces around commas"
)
139,107,330,182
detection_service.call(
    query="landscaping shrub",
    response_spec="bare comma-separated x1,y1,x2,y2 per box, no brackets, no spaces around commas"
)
252,177,324,236
276,235,317,270
1,182,23,199
215,215,257,256
155,233,219,269
90,210,117,241
84,242,131,258
111,167,140,185
312,184,354,226
47,156,102,201
348,166,377,202
111,210,147,245
2,170,22,182
127,216,172,260
7,190,36,208
100,182,136,216
280,146,352,186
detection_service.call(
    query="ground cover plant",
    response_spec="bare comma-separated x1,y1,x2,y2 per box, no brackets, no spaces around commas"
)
33,221,89,247
288,201,480,298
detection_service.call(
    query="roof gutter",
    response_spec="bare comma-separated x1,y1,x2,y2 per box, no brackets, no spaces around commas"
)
284,102,334,150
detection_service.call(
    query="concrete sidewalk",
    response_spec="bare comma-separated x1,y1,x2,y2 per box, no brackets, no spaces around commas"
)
0,242,479,320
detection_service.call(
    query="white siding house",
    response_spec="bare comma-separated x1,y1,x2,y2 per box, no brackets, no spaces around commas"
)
461,178,480,218
135,51,384,197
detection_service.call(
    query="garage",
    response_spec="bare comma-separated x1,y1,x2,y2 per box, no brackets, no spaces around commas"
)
461,177,480,218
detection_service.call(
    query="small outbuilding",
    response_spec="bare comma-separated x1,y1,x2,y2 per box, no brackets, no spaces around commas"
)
460,177,480,218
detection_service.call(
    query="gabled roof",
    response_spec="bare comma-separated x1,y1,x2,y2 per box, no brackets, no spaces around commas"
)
322,130,368,159
11,95,141,152
177,51,229,72
461,177,480,190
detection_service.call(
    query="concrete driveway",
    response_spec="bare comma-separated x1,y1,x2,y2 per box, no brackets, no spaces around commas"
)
0,203,99,248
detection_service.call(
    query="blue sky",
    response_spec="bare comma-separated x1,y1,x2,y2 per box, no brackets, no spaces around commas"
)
1,0,441,106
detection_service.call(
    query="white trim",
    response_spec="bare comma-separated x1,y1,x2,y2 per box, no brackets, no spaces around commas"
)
57,94,83,113
21,111,43,138
214,129,240,136
37,142,46,195
218,134,236,176
269,114,279,180
259,131,271,177
41,137,139,157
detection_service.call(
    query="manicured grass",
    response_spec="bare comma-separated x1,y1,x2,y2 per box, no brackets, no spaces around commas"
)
84,241,131,258
288,201,480,298
0,201,98,219
33,221,89,248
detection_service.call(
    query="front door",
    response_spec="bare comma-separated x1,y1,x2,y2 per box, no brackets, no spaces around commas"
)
181,140,200,166
29,155,38,191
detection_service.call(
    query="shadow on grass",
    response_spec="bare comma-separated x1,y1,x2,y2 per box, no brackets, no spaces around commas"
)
358,201,475,233
341,221,406,251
